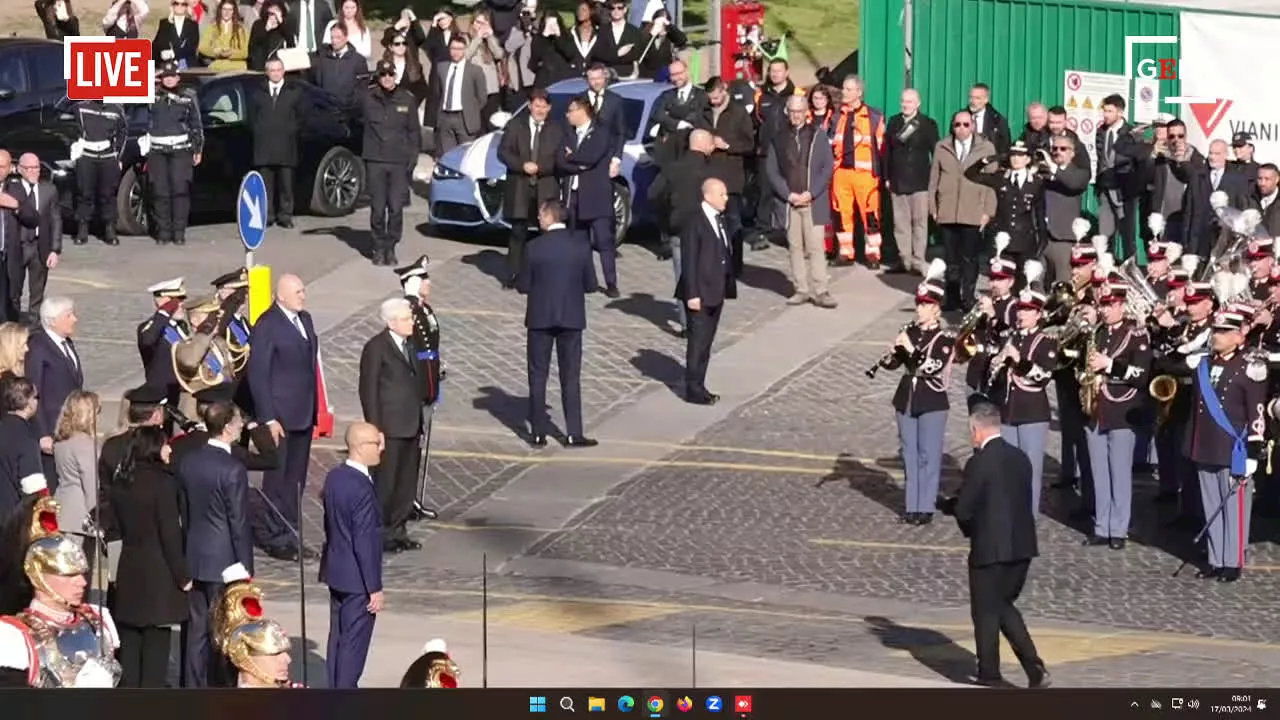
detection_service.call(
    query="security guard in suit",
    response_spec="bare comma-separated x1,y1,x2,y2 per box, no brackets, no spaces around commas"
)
966,252,1017,394
1186,303,1268,583
137,277,190,411
1082,281,1153,550
146,61,203,246
395,254,441,521
72,99,128,246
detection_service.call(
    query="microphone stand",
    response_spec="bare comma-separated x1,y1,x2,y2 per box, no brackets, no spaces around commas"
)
252,485,308,686
1173,474,1248,577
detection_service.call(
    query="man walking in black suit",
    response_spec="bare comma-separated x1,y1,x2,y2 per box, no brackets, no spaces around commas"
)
677,178,736,406
557,94,620,299
517,200,598,449
248,273,319,562
939,401,1050,689
27,296,82,490
358,298,426,553
177,401,254,687
0,150,35,323
250,58,302,228
497,88,563,289
10,152,61,320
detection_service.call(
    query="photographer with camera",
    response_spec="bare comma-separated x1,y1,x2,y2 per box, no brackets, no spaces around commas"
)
965,140,1049,286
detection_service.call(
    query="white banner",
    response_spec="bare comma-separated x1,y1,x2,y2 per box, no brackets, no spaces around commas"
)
1063,70,1129,181
1179,12,1280,159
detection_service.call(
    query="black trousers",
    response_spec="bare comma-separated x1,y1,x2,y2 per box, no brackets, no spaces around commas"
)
526,327,584,437
939,223,983,307
258,164,295,223
181,580,224,687
75,156,120,230
969,559,1042,680
118,623,173,688
375,435,421,541
149,150,194,241
367,160,408,251
8,242,48,319
507,197,537,281
684,302,722,395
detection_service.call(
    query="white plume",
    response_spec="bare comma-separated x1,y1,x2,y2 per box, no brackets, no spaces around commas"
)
1210,190,1230,210
19,474,45,495
1071,217,1091,242
221,563,251,585
1165,242,1183,263
1210,269,1246,303
1096,252,1115,277
1091,234,1109,259
422,638,449,655
1147,213,1165,237
993,231,1011,257
924,258,946,281
1235,208,1262,235
1181,254,1201,274
1023,259,1044,286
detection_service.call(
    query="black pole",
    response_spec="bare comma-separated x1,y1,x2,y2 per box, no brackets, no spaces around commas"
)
297,476,308,686
691,624,696,688
482,552,488,688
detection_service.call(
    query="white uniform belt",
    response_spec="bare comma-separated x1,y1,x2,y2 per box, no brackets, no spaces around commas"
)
81,139,112,151
150,134,189,145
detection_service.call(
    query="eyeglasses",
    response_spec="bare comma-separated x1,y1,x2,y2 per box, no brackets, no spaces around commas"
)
391,40,406,46
953,122,970,128
1051,146,1070,152
1168,133,1185,139
172,2,187,6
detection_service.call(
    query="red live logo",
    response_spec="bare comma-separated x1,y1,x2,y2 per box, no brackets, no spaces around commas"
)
64,37,155,103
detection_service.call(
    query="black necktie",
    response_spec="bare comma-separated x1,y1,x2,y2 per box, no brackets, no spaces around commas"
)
401,338,415,372
532,121,542,154
445,65,458,111
715,214,728,248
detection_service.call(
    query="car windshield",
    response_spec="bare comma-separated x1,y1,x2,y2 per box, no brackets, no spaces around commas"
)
546,91,646,143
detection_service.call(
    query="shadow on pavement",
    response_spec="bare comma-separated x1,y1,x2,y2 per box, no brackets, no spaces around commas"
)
302,225,374,258
473,384,538,440
629,348,685,395
607,292,680,335
288,634,328,687
864,615,975,685
461,249,509,285
736,263,792,298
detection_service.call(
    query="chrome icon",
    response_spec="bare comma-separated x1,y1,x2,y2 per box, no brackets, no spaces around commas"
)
618,696,636,712
647,696,665,714
675,697,693,712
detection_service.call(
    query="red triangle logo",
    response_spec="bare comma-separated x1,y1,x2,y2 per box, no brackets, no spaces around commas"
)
1189,99,1233,137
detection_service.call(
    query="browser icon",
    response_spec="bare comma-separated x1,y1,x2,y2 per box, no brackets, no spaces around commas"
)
588,697,606,712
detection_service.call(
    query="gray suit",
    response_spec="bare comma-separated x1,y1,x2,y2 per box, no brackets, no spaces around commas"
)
1040,163,1091,283
432,60,487,156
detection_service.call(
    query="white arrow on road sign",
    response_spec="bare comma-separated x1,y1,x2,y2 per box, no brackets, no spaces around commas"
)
241,188,264,231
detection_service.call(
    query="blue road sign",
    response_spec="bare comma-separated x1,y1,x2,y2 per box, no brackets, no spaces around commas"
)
237,170,268,251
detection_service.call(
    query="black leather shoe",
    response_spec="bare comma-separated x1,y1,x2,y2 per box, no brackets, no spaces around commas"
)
1108,538,1126,550
917,513,934,525
901,513,919,525
370,251,385,266
1217,567,1242,583
277,218,294,229
1082,534,1109,546
174,235,186,245
73,233,88,245
268,547,300,562
1026,665,1052,689
969,674,1014,688
502,276,516,290
399,538,423,551
527,433,548,448
1196,567,1220,579
103,232,119,246
300,546,319,561
563,435,598,448
604,285,620,299
655,247,672,261
685,392,718,406
386,250,398,265
383,541,405,554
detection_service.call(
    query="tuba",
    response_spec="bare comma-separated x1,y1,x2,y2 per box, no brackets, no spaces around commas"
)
1149,374,1179,425
1117,256,1161,320
172,289,248,397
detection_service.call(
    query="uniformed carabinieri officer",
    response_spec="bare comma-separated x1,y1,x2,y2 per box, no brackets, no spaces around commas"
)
73,99,127,246
146,61,203,246
875,260,955,526
966,139,1046,279
965,244,1017,394
396,254,441,522
363,59,422,267
1187,302,1268,583
989,263,1058,516
1082,281,1152,550
136,277,189,408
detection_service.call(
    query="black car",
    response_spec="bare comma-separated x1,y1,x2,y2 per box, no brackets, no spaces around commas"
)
0,38,68,124
0,70,365,236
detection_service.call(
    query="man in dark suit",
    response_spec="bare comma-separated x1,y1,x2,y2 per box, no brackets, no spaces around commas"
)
595,0,642,77
250,58,303,228
939,401,1049,689
676,178,736,405
1095,94,1141,259
431,35,487,156
1173,137,1251,259
705,77,758,261
517,200,598,448
1039,139,1092,283
557,94,620,298
885,89,939,275
967,83,1011,154
583,65,628,167
358,298,425,553
497,88,564,289
319,421,385,689
0,151,35,323
289,0,333,55
248,273,319,562
169,383,280,474
177,401,253,688
10,152,62,320
648,130,715,336
1251,163,1280,238
647,60,710,168
27,296,82,490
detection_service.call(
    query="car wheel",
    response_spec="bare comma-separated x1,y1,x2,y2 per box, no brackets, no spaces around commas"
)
114,166,148,236
310,146,364,216
612,182,631,248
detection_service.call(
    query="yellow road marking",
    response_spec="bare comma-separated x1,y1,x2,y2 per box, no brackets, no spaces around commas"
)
439,600,682,634
50,275,113,289
809,538,966,553
428,521,562,533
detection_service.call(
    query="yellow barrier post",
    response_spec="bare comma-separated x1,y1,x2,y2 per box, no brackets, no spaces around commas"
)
247,264,272,325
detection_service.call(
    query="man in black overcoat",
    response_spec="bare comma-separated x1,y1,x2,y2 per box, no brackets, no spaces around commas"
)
496,87,564,289
250,57,303,228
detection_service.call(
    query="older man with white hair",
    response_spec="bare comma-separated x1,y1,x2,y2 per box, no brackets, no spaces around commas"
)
357,297,426,553
24,295,82,490
885,88,939,275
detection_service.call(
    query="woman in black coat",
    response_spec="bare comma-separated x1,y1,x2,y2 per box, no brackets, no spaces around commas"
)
152,0,202,68
559,18,602,76
381,18,429,110
110,426,191,689
635,9,687,80
34,0,81,40
530,11,572,88
422,9,457,66
247,0,293,71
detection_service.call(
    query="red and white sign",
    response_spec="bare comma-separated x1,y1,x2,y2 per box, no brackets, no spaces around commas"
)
1178,12,1280,158
1066,72,1082,91
64,36,154,104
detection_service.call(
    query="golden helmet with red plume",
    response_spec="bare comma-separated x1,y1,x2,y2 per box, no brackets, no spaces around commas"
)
22,495,89,605
214,564,292,686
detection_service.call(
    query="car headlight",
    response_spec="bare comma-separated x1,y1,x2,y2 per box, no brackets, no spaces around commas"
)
433,163,463,180
51,160,73,179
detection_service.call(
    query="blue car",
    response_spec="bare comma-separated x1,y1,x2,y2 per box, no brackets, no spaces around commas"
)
428,78,671,244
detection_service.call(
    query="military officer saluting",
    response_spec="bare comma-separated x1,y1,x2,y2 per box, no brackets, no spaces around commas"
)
988,261,1058,516
146,61,203,246
136,277,189,407
875,259,955,526
211,268,252,347
965,234,1017,394
1187,303,1268,582
72,99,128,246
1082,281,1152,550
1247,238,1274,303
966,139,1047,275
395,255,442,521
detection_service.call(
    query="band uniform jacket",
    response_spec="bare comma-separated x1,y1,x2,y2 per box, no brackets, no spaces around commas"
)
965,293,1015,391
249,79,303,167
965,164,1045,256
1184,350,1268,468
1154,316,1213,426
136,309,189,393
358,331,423,440
497,113,565,220
953,437,1038,567
407,296,441,405
884,113,939,195
989,327,1058,426
885,323,955,417
1087,319,1153,432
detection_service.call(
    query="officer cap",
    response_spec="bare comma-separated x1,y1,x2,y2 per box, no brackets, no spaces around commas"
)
194,383,236,406
1153,112,1176,126
185,295,220,314
158,60,180,78
125,384,168,406
375,59,397,77
395,255,431,282
210,268,249,289
1008,139,1030,155
148,277,187,298
1232,131,1254,148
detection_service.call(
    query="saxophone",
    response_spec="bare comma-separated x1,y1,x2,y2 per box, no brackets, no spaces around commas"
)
1078,322,1102,418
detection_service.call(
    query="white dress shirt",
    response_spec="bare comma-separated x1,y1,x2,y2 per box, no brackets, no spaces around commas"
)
1263,191,1277,211
972,108,986,134
1211,167,1223,190
208,438,232,453
954,138,971,161
282,308,307,339
701,201,728,250
268,80,283,97
392,57,406,85
45,328,77,369
344,458,371,480
443,61,465,112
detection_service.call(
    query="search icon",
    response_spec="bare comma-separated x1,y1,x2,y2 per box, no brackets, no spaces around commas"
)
561,697,576,712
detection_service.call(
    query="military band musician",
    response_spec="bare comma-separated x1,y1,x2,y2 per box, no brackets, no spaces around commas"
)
1050,240,1100,516
963,237,1017,395
1247,238,1275,301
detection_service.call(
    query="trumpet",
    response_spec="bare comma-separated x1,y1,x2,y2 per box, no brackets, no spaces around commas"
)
952,303,987,361
865,322,915,379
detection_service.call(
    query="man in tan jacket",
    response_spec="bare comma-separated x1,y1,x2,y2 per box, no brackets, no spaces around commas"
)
929,109,997,311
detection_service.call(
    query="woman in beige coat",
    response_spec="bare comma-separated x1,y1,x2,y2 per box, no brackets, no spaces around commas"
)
929,109,997,311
